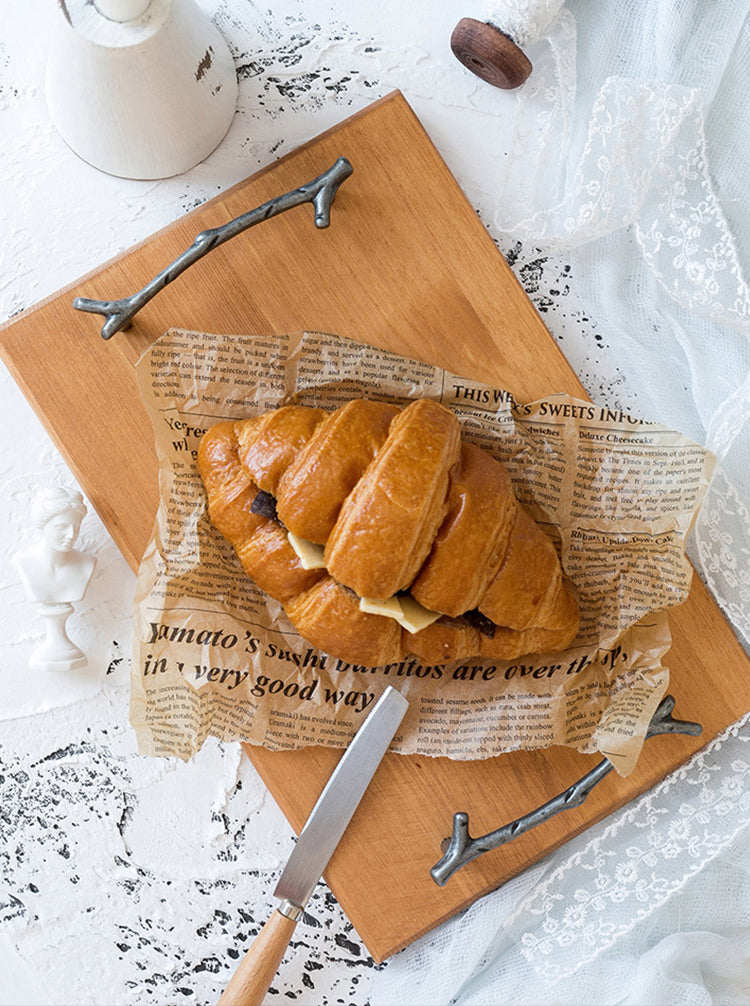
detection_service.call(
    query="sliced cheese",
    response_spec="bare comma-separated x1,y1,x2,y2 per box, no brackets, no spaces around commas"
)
359,595,405,621
396,594,443,634
287,531,327,570
359,594,442,634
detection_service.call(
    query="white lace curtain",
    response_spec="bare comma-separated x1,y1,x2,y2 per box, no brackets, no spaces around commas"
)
489,1,750,652
372,0,750,1001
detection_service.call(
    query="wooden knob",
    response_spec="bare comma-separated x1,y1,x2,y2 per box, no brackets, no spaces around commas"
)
450,17,532,90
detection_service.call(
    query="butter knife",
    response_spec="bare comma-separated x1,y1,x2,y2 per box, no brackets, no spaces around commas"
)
217,685,409,1006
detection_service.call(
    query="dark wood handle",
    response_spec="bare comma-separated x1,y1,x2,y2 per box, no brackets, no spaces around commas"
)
450,17,532,89
217,909,298,1006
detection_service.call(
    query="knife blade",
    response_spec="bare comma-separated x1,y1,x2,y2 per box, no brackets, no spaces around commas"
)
217,685,409,1006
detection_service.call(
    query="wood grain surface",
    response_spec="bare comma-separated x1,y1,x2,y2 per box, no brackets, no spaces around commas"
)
2,91,749,962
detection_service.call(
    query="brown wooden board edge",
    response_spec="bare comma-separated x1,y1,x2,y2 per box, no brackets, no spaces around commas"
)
1,89,582,570
0,91,406,345
0,95,400,561
241,726,706,961
3,88,749,963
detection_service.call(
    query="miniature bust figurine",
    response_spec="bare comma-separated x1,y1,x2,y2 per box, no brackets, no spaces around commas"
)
13,487,97,671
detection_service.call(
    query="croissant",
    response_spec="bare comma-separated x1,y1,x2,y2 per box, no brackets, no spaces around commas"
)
197,398,579,667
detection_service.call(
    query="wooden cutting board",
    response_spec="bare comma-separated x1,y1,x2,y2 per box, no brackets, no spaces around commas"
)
2,91,749,962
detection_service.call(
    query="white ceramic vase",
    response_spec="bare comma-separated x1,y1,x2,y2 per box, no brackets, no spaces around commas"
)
45,0,238,179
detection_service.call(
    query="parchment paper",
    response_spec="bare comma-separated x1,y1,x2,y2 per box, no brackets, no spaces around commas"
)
130,329,714,775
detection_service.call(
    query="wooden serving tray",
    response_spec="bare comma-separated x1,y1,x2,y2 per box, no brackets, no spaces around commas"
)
2,92,749,962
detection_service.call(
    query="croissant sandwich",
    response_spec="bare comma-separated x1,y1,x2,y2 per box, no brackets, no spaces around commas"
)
197,398,579,667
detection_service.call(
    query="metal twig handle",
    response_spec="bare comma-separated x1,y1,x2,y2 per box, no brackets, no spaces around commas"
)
73,156,354,340
430,694,702,886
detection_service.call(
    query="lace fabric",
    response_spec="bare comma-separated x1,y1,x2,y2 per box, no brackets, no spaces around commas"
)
484,0,567,48
2,1,748,1001
372,710,750,1004
372,0,750,1001
486,0,750,652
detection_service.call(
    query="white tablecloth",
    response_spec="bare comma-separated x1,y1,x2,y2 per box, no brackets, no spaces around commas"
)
2,1,749,1003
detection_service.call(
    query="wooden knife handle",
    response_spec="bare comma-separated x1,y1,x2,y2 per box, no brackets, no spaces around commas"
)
217,908,298,1006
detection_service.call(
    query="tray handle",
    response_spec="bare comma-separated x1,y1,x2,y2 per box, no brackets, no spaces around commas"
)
73,156,353,340
431,695,702,886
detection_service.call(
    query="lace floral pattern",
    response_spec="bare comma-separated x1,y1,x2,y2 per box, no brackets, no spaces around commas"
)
696,477,750,651
497,74,750,335
371,712,750,1005
694,370,750,649
489,10,750,657
484,0,567,48
373,2,750,1001
517,710,750,978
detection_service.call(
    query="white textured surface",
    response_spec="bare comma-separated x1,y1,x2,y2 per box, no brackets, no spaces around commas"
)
483,0,567,47
1,3,544,1002
2,1,749,1004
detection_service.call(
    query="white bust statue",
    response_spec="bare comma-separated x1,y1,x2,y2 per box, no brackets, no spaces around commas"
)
13,487,97,671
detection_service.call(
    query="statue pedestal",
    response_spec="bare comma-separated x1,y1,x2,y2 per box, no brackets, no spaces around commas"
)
30,603,88,672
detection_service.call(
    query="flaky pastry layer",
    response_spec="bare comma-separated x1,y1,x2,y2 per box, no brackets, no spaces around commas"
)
197,398,579,666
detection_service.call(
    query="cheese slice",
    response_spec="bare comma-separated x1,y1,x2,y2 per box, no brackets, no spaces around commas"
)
359,595,405,621
397,595,443,634
287,531,327,570
284,537,443,632
359,594,442,634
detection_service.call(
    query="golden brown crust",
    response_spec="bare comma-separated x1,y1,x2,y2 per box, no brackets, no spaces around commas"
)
477,505,563,630
236,405,326,495
198,398,580,667
405,578,579,664
410,442,516,616
534,573,581,632
405,619,481,663
237,523,325,604
197,422,265,545
324,399,462,598
284,578,405,666
197,420,324,603
479,579,579,659
276,399,400,544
